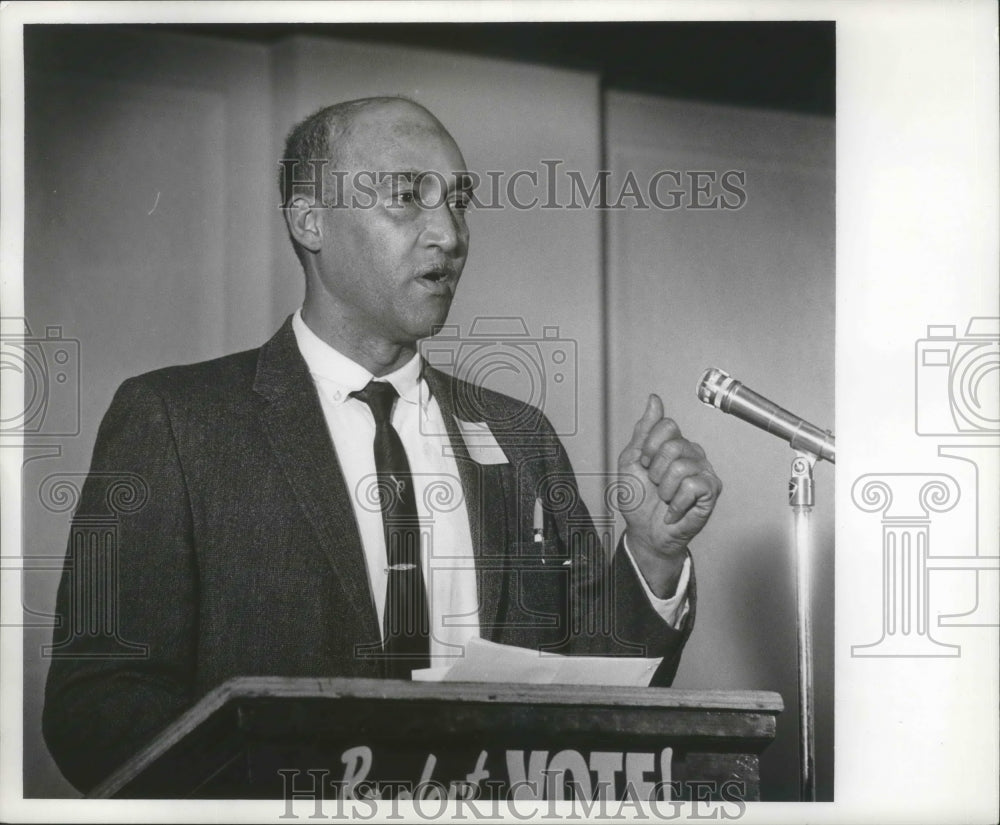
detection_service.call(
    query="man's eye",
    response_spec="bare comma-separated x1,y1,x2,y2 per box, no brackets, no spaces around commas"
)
392,190,417,206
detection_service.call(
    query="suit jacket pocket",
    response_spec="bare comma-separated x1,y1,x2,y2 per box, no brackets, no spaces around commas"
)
500,538,572,649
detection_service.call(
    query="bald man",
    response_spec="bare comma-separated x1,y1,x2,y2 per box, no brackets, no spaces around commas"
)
43,98,721,792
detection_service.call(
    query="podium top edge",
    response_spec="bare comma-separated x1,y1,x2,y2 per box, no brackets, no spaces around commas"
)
208,676,785,712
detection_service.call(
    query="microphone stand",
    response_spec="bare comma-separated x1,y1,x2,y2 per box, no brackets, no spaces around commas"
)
789,451,818,801
695,366,834,800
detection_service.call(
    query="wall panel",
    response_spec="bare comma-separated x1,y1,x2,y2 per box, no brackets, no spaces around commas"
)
22,27,273,798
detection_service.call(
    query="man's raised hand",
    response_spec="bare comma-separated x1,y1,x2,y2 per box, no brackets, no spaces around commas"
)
617,394,722,591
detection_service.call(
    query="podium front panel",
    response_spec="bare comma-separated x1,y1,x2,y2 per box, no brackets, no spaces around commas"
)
92,677,782,802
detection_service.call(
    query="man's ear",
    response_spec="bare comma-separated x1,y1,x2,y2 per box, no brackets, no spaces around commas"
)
283,196,324,253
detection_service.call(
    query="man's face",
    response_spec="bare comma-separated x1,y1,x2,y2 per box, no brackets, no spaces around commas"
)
314,102,470,346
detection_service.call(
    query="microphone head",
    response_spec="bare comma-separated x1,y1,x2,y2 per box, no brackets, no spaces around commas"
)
697,367,732,407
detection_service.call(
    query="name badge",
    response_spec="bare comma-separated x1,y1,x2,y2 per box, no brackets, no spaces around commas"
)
454,418,509,465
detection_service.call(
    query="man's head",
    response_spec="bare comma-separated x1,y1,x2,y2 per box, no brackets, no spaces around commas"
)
280,97,471,370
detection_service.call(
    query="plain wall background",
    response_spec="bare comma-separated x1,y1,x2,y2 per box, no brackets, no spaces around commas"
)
21,26,834,799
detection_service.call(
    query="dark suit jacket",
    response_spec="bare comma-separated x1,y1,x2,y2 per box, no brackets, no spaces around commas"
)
43,318,695,792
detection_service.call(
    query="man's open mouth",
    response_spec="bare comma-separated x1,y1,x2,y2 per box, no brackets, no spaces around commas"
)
417,268,452,288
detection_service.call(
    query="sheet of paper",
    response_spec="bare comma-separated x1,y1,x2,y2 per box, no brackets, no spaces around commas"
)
412,638,662,686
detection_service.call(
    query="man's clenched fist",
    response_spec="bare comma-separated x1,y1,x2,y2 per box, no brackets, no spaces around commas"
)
617,394,722,597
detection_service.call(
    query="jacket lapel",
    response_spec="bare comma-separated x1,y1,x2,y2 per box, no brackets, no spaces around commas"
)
253,318,379,633
423,366,507,636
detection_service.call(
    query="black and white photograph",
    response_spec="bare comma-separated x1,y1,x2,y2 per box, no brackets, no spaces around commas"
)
0,2,996,823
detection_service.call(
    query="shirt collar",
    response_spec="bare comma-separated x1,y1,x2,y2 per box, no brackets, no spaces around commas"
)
291,309,423,407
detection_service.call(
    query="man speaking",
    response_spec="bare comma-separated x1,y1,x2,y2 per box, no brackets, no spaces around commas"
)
42,97,722,792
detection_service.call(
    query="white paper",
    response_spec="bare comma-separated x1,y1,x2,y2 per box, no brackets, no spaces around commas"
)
412,638,662,686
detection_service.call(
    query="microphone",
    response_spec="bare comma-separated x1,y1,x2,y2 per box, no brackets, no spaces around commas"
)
697,367,835,464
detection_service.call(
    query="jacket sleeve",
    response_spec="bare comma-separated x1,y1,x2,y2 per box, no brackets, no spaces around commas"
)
42,377,198,793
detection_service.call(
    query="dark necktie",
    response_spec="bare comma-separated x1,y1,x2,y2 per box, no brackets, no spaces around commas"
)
350,380,430,678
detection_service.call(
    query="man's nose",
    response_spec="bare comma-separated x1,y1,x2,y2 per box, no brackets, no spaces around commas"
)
420,204,466,255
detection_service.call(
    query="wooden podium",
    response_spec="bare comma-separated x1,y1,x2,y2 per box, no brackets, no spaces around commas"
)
91,677,782,802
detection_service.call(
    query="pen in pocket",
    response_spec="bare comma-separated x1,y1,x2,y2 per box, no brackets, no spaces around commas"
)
533,497,544,544
533,497,571,565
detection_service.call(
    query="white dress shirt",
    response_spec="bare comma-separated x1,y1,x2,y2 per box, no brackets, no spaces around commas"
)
291,310,689,668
